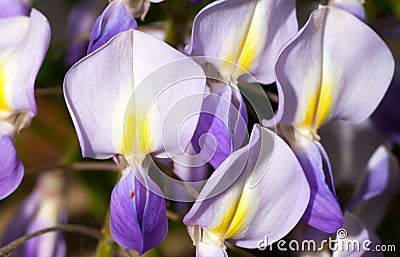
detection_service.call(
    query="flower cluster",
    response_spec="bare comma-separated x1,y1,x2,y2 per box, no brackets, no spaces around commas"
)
0,0,399,257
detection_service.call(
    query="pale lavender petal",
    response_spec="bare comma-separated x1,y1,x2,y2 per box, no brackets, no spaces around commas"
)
0,0,29,18
185,125,310,248
329,0,366,21
0,9,50,116
294,138,343,233
64,30,205,160
275,6,394,129
88,1,138,53
110,171,167,254
187,0,298,84
0,135,24,200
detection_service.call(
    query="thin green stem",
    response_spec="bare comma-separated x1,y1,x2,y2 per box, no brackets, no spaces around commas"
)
35,87,63,97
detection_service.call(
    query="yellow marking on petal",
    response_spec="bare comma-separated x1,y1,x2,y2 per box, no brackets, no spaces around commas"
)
209,184,253,239
122,102,151,163
314,81,333,129
221,1,269,80
224,190,251,238
235,19,259,72
300,56,341,132
0,65,8,111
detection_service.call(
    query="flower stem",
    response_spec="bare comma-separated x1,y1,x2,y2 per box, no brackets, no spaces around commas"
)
0,225,102,256
27,161,119,175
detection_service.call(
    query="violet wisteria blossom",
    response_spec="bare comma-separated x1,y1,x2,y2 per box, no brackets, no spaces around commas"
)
1,171,67,257
0,1,51,200
64,24,206,253
271,6,394,233
184,125,310,256
187,0,298,168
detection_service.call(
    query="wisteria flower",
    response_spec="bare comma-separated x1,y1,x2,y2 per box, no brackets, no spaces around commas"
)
271,5,394,232
187,0,298,168
184,125,310,256
64,27,206,253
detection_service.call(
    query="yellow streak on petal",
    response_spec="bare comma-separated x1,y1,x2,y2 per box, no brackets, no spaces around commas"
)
314,81,333,129
224,189,251,239
0,65,8,111
235,19,259,73
221,1,268,80
209,186,252,239
300,57,341,132
122,103,151,163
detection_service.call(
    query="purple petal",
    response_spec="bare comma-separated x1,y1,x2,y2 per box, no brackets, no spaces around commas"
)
110,171,168,254
347,146,399,229
329,0,366,21
0,8,50,116
88,1,138,53
187,0,298,84
64,30,206,160
0,0,29,18
192,82,247,169
294,138,343,233
0,135,24,200
185,125,310,248
346,146,397,210
275,6,394,129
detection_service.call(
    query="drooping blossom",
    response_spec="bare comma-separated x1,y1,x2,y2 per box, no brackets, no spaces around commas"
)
1,171,67,257
187,0,299,168
0,2,51,199
270,5,394,233
184,125,310,256
64,24,206,253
